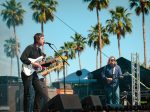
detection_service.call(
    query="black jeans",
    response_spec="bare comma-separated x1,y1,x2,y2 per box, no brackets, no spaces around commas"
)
21,71,50,112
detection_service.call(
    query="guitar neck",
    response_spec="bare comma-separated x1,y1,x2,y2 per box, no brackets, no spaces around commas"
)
39,58,56,65
39,56,67,65
47,63,63,73
40,63,64,76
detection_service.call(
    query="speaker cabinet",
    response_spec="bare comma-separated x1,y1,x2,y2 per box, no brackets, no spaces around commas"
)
81,95,102,110
42,94,82,112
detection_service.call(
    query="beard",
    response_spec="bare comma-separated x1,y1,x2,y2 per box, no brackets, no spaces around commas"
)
110,63,115,67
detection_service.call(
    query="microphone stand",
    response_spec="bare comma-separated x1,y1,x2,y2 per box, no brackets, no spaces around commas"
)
46,43,70,94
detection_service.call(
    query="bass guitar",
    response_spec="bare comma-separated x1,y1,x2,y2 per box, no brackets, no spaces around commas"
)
106,73,129,84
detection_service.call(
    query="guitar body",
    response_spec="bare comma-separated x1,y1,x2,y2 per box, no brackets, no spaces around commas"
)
22,64,33,76
22,56,43,76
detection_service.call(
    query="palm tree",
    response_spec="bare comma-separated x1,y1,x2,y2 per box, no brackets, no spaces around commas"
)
88,24,110,69
29,0,58,34
129,0,150,68
106,6,132,57
71,33,87,70
54,42,76,78
83,0,110,67
60,42,76,60
61,42,76,75
54,50,64,80
4,38,17,76
1,0,25,78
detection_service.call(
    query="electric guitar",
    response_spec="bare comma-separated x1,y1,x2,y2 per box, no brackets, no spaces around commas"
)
22,56,67,76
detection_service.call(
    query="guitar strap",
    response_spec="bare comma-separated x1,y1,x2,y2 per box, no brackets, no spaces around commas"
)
112,66,116,79
113,66,116,74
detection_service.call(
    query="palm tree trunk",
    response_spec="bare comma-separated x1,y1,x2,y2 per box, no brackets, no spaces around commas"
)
41,22,44,34
66,63,68,76
78,51,82,70
16,55,21,77
96,48,99,69
57,71,60,80
13,25,21,111
96,4,102,68
11,58,12,76
13,25,20,78
117,35,121,57
49,73,52,84
142,12,147,68
41,22,44,52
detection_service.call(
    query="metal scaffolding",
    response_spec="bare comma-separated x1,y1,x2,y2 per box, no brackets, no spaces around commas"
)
131,53,141,105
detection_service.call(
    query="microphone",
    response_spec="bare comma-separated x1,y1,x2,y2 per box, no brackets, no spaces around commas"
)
44,42,53,45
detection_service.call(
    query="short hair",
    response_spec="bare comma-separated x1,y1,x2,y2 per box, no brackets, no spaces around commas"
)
107,56,117,65
33,33,44,44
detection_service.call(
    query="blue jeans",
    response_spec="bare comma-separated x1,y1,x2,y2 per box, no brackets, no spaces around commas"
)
104,85,120,105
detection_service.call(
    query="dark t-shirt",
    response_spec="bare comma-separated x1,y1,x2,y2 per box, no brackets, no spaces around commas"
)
20,44,43,65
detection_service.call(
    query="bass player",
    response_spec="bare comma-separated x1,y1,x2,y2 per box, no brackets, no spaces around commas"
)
101,56,123,105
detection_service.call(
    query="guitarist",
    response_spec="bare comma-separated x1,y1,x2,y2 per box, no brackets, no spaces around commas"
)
20,33,50,112
101,56,123,105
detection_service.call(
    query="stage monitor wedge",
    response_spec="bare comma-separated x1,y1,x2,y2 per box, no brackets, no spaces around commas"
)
43,94,82,112
81,95,102,109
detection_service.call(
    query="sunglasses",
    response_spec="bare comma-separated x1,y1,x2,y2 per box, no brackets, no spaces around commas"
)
110,59,115,61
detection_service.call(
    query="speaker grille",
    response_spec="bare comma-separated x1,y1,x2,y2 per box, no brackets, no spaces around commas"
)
46,94,82,111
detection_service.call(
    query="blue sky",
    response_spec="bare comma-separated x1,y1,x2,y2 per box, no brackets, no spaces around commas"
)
0,0,150,82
